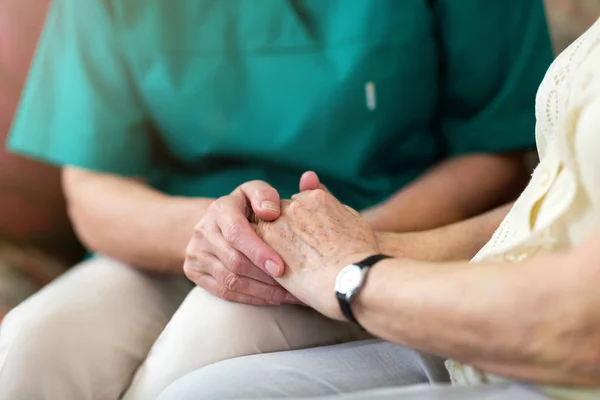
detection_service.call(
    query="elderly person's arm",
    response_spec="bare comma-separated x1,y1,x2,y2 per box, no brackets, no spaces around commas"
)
301,170,512,262
375,201,512,262
363,153,529,232
258,190,600,387
353,251,598,386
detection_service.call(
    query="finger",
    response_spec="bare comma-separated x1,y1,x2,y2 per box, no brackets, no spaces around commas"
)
192,273,275,306
236,180,281,221
183,250,212,283
217,212,284,277
299,171,329,192
200,248,300,304
212,233,279,284
208,259,292,304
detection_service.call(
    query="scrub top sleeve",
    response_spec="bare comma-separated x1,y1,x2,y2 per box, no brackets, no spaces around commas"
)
433,0,554,156
7,0,152,177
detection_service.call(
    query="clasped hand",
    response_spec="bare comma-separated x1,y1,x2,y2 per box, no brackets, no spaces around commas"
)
184,172,379,315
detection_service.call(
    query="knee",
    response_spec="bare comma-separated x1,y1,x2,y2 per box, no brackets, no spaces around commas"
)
0,299,89,375
172,287,355,350
0,300,107,398
170,287,291,340
155,288,297,361
123,289,296,399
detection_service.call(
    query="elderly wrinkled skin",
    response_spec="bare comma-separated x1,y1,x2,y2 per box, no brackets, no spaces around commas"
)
255,189,379,318
255,188,600,387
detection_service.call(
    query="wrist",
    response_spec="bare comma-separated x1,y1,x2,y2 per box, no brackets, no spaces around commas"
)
163,196,213,271
333,253,392,326
375,232,405,258
350,258,396,330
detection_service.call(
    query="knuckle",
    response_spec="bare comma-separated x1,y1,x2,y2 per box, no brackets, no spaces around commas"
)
192,223,206,239
223,272,239,291
211,197,229,213
208,199,220,212
186,233,206,256
247,245,263,266
288,199,301,213
223,222,244,244
227,251,245,272
184,247,198,263
183,259,201,281
310,188,327,201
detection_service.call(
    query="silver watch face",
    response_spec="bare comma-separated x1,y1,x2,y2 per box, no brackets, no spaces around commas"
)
335,264,365,296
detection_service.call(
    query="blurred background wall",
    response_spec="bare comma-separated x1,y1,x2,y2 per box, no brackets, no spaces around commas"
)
545,0,600,52
0,0,82,261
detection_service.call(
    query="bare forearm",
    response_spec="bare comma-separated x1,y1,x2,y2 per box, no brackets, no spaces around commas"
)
63,167,211,273
376,202,512,261
365,152,530,232
353,253,600,386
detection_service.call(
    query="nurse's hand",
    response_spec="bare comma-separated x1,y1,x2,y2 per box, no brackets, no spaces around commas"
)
184,180,300,306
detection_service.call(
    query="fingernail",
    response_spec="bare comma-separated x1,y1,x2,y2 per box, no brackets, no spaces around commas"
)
265,260,280,276
261,201,279,212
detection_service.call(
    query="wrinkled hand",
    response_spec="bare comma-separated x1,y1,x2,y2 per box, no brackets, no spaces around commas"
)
184,181,299,306
255,189,380,319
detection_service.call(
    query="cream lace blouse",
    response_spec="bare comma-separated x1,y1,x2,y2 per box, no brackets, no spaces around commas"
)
446,18,600,400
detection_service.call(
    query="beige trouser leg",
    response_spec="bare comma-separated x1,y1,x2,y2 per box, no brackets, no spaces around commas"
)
0,256,191,400
122,287,370,400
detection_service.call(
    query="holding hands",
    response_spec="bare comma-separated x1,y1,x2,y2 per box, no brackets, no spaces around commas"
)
256,189,380,319
184,180,295,306
184,172,326,305
185,171,378,312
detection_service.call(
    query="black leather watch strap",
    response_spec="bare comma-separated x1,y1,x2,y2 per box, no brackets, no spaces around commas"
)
355,254,392,270
336,291,360,326
337,254,391,328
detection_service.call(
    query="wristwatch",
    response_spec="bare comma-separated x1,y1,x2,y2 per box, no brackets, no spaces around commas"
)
334,254,391,329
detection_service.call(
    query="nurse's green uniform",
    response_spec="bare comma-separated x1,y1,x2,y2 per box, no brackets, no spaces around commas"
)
8,0,553,210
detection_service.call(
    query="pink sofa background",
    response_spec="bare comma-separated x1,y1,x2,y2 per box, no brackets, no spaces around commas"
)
0,0,82,262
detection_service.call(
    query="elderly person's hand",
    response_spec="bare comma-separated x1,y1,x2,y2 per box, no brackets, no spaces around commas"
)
184,180,302,306
255,189,380,320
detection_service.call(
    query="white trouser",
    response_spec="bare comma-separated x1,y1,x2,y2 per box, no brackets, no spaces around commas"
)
0,257,368,400
158,340,547,400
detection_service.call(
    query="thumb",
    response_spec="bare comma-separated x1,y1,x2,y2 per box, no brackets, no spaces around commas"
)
238,180,281,221
299,171,329,192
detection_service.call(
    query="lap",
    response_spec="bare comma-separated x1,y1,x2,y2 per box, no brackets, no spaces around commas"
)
158,339,449,400
124,286,370,399
0,256,191,400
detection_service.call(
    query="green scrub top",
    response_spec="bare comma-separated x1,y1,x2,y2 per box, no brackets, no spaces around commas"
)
8,0,553,210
